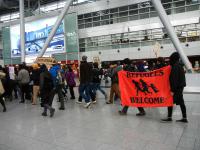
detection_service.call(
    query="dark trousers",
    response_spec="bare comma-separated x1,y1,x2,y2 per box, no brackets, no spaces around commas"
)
52,85,65,108
41,90,54,113
69,86,75,99
121,106,145,113
20,83,30,102
0,96,6,110
167,102,187,118
167,90,187,119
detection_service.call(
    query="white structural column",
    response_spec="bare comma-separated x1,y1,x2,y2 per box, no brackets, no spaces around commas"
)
20,0,25,63
38,0,74,57
151,0,193,72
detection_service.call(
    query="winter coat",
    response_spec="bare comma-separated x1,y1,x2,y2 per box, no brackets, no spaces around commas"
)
40,70,53,93
66,72,76,87
80,61,93,84
170,62,186,105
92,68,101,83
31,69,40,86
17,69,30,84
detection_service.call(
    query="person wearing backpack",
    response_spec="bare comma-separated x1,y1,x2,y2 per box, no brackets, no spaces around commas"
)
49,64,65,110
66,66,76,99
40,64,55,117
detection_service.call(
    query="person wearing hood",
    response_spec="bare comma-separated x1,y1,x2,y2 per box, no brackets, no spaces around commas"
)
161,52,188,123
40,64,55,117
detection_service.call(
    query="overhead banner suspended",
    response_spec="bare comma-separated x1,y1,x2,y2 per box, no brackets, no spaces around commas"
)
118,66,173,107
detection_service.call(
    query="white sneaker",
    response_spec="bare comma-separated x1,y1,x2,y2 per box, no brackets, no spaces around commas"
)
92,100,97,104
84,102,91,108
76,101,82,104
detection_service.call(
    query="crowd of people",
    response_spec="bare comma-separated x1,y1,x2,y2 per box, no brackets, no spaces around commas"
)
0,52,188,123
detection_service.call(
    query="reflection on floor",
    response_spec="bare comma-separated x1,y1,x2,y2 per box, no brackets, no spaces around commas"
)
0,88,200,150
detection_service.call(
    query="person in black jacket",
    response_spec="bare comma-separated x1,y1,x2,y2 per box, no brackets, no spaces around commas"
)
77,56,94,108
40,64,55,117
31,64,40,105
161,52,188,123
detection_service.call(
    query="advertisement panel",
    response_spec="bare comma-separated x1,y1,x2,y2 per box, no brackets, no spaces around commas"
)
10,17,65,58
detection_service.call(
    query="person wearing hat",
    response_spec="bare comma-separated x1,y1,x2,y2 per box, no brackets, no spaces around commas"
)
30,64,40,105
161,52,188,123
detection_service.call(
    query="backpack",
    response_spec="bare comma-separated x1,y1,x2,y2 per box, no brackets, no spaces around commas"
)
49,65,64,87
55,71,64,86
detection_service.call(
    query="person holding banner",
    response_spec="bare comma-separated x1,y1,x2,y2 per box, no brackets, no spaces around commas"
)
161,52,188,123
119,58,146,116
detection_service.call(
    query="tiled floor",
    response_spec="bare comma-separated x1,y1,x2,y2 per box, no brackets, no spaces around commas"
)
0,87,200,150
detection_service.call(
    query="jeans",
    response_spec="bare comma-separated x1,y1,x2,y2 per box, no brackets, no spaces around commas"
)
79,83,93,103
93,83,106,96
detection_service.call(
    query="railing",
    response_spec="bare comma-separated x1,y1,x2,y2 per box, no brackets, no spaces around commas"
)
0,0,99,22
79,23,200,52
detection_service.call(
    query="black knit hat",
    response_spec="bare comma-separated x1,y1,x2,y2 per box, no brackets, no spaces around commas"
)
169,52,180,65
123,58,131,65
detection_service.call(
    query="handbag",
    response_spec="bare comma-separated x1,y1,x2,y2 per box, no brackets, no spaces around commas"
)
0,80,5,95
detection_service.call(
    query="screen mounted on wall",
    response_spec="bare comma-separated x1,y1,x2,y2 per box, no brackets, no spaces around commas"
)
10,17,65,58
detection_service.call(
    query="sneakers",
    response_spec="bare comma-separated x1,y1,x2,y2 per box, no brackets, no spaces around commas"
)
59,107,65,110
119,110,127,115
3,108,6,112
106,101,112,104
92,100,97,104
161,118,172,122
42,112,47,117
76,101,82,104
136,112,146,116
19,101,25,103
84,102,91,108
176,118,188,123
50,108,55,117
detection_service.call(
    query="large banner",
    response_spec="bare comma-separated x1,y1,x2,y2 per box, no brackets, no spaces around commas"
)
118,66,173,107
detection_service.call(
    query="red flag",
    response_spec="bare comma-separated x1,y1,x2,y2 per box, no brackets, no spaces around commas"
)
118,66,173,107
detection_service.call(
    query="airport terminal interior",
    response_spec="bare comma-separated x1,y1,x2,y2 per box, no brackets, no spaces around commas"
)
0,0,200,150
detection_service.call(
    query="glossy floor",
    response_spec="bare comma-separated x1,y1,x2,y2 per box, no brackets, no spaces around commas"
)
0,89,200,150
